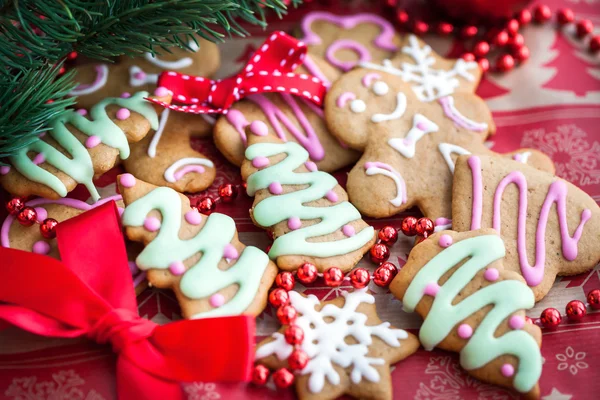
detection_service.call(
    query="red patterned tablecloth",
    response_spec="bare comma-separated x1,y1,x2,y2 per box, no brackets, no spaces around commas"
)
1,1,599,399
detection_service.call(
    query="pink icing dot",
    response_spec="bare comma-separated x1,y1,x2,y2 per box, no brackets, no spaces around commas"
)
120,92,131,98
269,182,283,195
509,315,525,330
154,86,169,97
210,293,226,308
288,217,302,230
35,207,48,222
185,210,202,225
342,224,355,237
119,173,136,188
423,282,440,297
250,120,269,136
144,217,161,232
85,135,101,149
304,161,317,172
223,243,239,260
32,241,50,255
252,156,270,168
501,364,514,377
483,267,499,282
76,109,88,116
32,153,45,165
169,261,186,275
438,234,453,248
457,323,473,339
0,166,10,175
116,108,131,120
134,71,146,80
325,190,338,202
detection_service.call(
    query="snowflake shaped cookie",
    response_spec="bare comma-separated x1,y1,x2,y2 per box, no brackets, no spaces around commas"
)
256,288,419,400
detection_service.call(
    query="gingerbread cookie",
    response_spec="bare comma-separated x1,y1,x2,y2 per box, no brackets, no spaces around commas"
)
390,229,543,398
325,68,554,221
0,90,170,202
240,120,376,272
452,155,600,301
256,288,419,400
119,175,278,318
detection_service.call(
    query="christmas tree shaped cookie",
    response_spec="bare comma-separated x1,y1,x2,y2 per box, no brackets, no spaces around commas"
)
119,176,278,318
390,229,543,398
240,120,376,272
256,288,419,400
452,155,600,301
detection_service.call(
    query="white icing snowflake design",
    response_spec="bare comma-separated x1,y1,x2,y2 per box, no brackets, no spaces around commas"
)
360,35,478,102
255,288,409,393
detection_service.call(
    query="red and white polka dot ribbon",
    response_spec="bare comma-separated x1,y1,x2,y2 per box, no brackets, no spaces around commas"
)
146,31,327,114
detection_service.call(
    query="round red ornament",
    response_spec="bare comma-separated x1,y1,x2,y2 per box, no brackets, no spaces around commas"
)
349,268,370,289
400,216,418,236
540,307,562,328
218,183,238,203
460,25,478,39
565,300,587,321
508,33,525,51
496,54,515,72
590,36,600,53
506,19,520,36
252,364,270,385
17,207,37,226
67,51,78,60
378,226,398,246
473,41,490,58
373,266,393,287
40,218,59,239
576,20,594,39
514,45,530,62
6,197,25,216
297,262,318,284
284,325,304,345
462,52,476,62
380,261,399,276
413,20,429,36
478,58,490,73
436,22,454,36
415,218,434,238
288,349,309,370
396,9,409,25
196,196,216,214
277,305,297,325
275,271,295,291
269,288,290,308
533,4,552,24
587,289,600,310
273,367,294,388
557,8,575,25
323,267,344,287
369,243,390,264
516,9,532,26
492,30,510,47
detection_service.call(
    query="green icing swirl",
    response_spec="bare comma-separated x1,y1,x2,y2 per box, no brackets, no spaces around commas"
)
245,141,374,259
9,92,158,202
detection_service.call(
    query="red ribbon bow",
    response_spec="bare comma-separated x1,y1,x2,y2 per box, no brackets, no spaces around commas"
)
0,202,254,399
146,31,327,114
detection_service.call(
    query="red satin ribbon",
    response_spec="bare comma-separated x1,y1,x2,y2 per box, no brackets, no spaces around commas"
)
0,202,255,399
146,31,327,114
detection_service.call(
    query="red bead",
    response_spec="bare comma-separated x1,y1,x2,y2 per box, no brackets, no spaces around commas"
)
386,0,398,7
380,261,399,276
378,226,398,246
272,368,294,388
461,52,476,62
373,263,397,287
45,99,54,104
587,289,600,310
460,25,478,40
196,196,216,214
473,41,490,58
40,218,58,239
533,5,552,24
58,66,66,75
284,325,304,345
557,8,575,25
218,183,238,203
506,19,520,36
493,30,510,47
349,267,370,289
415,218,434,238
508,33,525,51
67,51,78,60
565,300,587,321
17,207,37,226
396,9,409,25
590,36,600,52
269,288,290,308
288,349,309,370
277,305,297,325
540,307,562,328
495,54,515,72
297,262,318,284
323,267,344,287
276,271,295,291
514,45,530,62
576,20,594,39
516,9,532,26
369,243,390,264
252,364,270,385
436,22,454,36
6,197,26,216
478,58,490,73
400,216,418,236
413,20,429,36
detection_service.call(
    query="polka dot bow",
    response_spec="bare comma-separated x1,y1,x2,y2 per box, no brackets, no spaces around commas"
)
147,31,328,114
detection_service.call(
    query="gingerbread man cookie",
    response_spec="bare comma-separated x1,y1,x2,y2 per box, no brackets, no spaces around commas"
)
325,68,554,221
452,155,600,301
390,229,543,399
256,288,419,400
119,175,278,319
0,91,170,202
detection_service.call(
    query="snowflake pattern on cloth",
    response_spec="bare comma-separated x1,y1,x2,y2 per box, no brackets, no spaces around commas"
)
255,288,410,393
4,370,105,400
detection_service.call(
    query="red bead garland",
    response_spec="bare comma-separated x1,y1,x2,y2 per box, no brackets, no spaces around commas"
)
415,218,434,238
40,218,59,239
269,288,290,308
276,271,296,291
296,262,318,284
587,289,600,310
323,267,344,287
284,325,305,345
576,20,594,39
217,183,238,203
6,197,25,215
17,207,37,227
377,225,398,246
369,243,390,264
400,216,418,236
272,368,295,388
288,349,309,370
533,4,552,23
349,267,371,289
540,307,562,329
196,196,216,214
590,36,600,53
277,305,297,325
557,8,575,25
252,364,270,385
565,300,587,321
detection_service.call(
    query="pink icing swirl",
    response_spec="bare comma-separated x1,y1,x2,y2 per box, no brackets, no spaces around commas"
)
336,92,356,108
361,72,381,87
325,39,371,72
